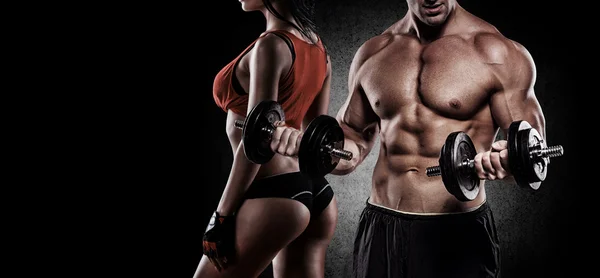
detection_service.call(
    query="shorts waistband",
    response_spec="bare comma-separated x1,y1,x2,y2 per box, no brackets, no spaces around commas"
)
365,198,489,220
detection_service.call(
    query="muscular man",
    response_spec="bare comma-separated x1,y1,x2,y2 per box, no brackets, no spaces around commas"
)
270,0,545,277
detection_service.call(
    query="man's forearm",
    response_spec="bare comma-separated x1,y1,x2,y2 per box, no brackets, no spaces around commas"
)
331,138,364,175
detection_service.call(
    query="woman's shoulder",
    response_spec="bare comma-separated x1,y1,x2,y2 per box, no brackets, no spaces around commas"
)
253,31,295,56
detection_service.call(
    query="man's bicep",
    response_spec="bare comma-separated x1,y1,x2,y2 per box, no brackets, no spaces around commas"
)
332,84,379,174
336,85,379,145
337,37,387,149
491,88,545,138
491,43,546,138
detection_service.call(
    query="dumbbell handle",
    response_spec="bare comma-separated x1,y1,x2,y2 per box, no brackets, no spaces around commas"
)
235,120,352,160
425,144,564,177
426,160,473,177
234,119,274,135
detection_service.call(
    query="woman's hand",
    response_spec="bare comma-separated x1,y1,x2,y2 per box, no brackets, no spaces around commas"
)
202,211,236,272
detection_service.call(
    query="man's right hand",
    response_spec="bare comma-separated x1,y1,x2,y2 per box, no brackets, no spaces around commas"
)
270,121,303,157
473,140,510,180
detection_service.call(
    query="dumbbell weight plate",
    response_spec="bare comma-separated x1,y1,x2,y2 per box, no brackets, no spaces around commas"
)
243,100,284,164
516,127,547,190
298,115,344,178
507,120,539,190
440,131,480,202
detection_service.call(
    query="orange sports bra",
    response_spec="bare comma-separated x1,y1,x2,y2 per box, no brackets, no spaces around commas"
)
212,30,328,129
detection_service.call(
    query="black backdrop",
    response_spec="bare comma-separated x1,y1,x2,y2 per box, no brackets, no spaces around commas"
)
80,1,586,277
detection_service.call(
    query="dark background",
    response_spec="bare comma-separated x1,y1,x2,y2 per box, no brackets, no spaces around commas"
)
75,0,585,277
181,0,584,277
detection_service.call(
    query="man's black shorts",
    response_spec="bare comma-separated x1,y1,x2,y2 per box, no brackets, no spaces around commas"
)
353,199,501,278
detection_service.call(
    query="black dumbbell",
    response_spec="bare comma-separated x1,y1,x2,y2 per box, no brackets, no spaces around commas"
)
506,120,565,190
425,120,564,202
298,114,353,178
235,100,352,177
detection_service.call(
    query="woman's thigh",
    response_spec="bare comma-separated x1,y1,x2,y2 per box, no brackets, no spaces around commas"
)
272,196,338,278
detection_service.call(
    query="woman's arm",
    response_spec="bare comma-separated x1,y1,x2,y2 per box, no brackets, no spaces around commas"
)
215,33,293,215
270,54,332,157
302,54,332,131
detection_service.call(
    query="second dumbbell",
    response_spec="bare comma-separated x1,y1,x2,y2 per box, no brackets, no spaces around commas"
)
425,121,564,201
298,114,353,178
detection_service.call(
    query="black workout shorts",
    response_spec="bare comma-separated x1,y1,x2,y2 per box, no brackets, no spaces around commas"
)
244,172,334,219
353,199,501,278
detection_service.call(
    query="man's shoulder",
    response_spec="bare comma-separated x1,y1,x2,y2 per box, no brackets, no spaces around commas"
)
350,16,411,57
349,33,392,67
469,31,529,65
359,33,395,53
460,13,530,63
353,30,416,62
466,30,535,84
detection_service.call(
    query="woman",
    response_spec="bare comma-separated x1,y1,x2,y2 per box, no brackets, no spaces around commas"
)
193,0,336,277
